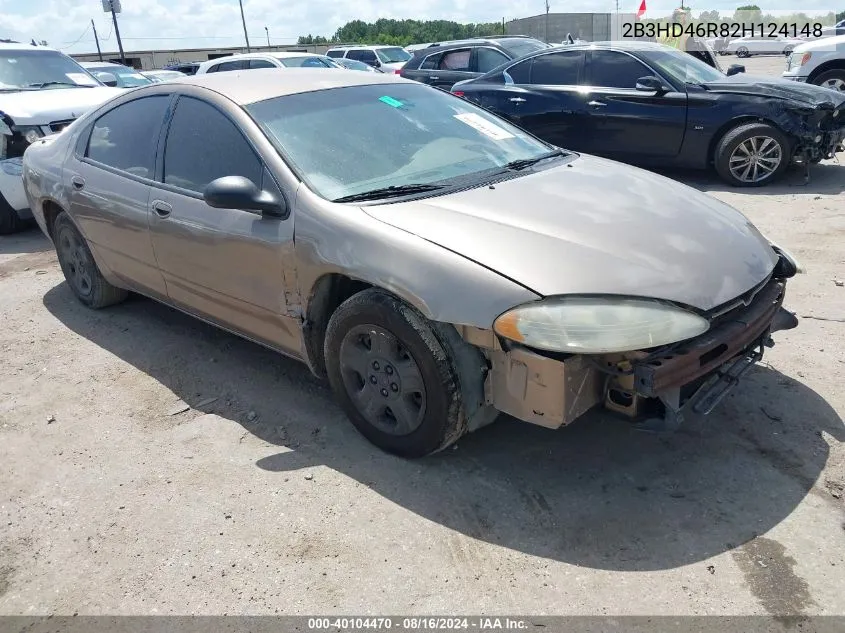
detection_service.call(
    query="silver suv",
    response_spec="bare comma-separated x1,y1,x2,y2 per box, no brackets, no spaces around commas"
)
325,45,411,74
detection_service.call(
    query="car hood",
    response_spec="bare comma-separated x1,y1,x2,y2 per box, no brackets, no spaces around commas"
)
793,33,845,53
0,86,122,125
702,74,845,107
363,154,778,312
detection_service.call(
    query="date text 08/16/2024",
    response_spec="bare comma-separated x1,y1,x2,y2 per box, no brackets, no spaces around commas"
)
623,21,824,40
307,617,529,630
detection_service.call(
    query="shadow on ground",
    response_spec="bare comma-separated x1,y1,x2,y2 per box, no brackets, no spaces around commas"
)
652,161,845,196
43,283,844,572
0,225,50,257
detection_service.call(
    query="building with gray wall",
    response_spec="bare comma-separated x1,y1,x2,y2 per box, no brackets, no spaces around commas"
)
507,12,637,43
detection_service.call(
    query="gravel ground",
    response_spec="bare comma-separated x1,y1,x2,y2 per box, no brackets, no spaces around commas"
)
0,56,843,616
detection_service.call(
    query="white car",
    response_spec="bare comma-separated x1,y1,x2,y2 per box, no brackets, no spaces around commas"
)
140,69,187,83
0,42,121,233
783,34,845,92
725,35,805,57
196,52,339,74
79,61,153,88
325,45,411,74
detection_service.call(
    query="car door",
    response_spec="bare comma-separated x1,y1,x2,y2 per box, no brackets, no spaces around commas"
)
148,95,298,353
248,58,278,70
428,48,475,90
67,94,171,298
472,46,511,75
580,49,687,160
482,50,589,150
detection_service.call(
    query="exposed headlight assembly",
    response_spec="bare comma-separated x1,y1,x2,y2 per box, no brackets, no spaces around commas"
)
493,297,710,354
15,125,45,144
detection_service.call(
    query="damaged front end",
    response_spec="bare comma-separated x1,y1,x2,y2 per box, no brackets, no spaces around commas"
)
459,249,800,433
783,100,845,165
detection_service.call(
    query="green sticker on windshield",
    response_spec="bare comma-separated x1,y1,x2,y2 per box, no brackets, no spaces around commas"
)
379,96,404,108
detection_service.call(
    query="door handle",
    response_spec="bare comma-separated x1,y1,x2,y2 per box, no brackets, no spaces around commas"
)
151,200,172,218
71,176,85,190
508,97,526,103
588,100,608,107
428,75,440,80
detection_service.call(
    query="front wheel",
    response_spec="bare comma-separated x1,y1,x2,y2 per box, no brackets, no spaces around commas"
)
736,47,749,58
324,288,470,458
783,45,794,55
53,212,128,309
813,69,845,93
714,122,790,187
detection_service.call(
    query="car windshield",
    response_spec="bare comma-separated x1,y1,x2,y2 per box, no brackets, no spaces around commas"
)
88,65,152,87
280,56,335,68
376,47,412,63
499,38,549,58
642,48,725,85
247,83,557,202
0,49,100,90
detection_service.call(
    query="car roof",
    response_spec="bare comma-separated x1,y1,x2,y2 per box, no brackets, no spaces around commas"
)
160,67,412,105
0,42,60,52
79,61,123,67
211,51,321,61
327,45,398,50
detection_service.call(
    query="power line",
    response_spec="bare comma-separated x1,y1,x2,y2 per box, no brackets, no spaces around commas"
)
58,23,91,50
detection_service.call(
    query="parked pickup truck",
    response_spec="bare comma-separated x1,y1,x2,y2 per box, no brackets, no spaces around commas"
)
782,34,845,93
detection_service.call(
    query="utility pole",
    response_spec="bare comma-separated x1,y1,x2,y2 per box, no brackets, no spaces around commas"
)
502,17,505,35
545,0,550,43
101,0,126,64
238,0,251,52
92,19,103,61
265,26,270,49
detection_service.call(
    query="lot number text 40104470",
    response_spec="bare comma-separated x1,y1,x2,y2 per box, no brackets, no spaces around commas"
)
623,22,824,39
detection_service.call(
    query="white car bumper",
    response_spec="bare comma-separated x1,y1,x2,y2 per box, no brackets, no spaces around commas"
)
0,158,31,217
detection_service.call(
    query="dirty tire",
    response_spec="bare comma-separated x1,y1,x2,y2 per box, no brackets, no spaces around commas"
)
53,212,128,309
812,69,845,93
324,288,467,458
715,122,790,187
0,193,25,235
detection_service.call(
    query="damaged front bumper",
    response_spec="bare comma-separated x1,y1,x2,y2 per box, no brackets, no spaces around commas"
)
464,276,798,433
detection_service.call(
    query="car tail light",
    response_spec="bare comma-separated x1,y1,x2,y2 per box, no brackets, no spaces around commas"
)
453,91,465,97
394,69,402,74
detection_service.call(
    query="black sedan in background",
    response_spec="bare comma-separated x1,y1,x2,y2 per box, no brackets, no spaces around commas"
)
452,42,845,186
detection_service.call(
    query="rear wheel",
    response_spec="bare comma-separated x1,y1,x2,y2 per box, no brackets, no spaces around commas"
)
53,213,128,309
715,122,790,187
736,47,749,58
324,288,470,458
813,69,845,93
0,193,25,235
783,45,795,55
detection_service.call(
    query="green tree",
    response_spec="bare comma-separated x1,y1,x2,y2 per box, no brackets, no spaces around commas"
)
698,10,720,21
734,5,762,22
837,10,844,21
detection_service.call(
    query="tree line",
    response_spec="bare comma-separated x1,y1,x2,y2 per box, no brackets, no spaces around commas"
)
298,19,505,46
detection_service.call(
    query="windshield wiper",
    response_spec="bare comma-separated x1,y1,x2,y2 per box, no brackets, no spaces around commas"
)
502,148,567,171
332,183,445,203
25,81,93,89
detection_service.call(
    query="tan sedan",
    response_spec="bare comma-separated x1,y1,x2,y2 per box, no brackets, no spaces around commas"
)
22,69,799,456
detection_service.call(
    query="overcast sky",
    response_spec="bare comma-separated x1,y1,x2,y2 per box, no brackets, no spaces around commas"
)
0,0,839,54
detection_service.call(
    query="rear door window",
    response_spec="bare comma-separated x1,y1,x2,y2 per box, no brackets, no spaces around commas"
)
419,53,442,70
211,60,247,73
249,59,277,69
326,50,344,58
529,50,584,85
475,47,510,73
504,58,532,84
439,49,471,71
86,95,170,179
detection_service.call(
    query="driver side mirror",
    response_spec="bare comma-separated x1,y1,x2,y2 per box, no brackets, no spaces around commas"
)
635,76,667,94
204,176,286,218
726,64,746,76
95,71,118,87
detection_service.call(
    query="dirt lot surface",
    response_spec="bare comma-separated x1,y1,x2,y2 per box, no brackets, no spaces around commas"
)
1,56,844,616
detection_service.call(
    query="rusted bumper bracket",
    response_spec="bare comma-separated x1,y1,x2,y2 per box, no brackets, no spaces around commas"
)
632,280,790,399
